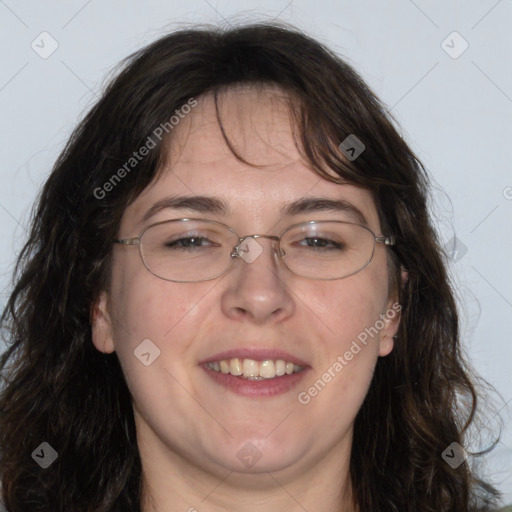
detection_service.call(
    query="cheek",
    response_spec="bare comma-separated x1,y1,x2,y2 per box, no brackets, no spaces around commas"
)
114,284,167,338
107,274,205,417
108,262,198,367
297,266,389,406
313,276,388,344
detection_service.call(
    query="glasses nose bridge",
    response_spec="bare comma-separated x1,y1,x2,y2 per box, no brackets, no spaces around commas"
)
247,234,280,242
231,233,281,260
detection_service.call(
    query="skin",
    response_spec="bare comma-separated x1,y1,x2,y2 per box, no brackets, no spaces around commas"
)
92,85,403,512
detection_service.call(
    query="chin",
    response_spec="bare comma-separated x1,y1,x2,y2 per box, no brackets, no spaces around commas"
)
209,435,306,475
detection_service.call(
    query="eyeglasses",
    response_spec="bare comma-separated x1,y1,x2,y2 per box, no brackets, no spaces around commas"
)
113,218,395,283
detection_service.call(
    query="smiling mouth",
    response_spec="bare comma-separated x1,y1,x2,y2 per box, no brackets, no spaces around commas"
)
204,358,305,380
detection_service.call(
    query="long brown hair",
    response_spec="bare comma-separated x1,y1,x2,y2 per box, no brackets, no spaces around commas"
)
0,22,502,511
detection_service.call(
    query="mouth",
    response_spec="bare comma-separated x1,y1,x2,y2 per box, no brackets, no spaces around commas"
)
204,357,304,380
199,349,310,398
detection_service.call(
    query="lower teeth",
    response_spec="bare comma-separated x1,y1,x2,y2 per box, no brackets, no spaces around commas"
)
244,376,266,381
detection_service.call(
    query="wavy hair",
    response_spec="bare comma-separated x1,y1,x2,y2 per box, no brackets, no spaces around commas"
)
0,22,502,511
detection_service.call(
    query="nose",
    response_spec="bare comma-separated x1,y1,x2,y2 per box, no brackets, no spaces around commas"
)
220,236,295,324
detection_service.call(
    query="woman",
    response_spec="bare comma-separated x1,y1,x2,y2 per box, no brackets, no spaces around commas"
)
0,22,504,511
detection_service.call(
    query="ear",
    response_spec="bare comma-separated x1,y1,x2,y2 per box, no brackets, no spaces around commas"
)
379,267,408,357
91,291,115,354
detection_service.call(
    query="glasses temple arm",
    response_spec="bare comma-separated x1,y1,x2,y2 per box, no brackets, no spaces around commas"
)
375,236,395,246
113,238,141,245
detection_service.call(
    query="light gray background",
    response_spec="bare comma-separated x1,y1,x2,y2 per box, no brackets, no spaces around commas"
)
0,0,511,503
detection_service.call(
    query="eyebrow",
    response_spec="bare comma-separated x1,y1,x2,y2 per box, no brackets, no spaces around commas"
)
141,195,368,226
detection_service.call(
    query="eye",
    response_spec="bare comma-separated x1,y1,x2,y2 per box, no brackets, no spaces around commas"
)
296,236,345,250
164,235,218,250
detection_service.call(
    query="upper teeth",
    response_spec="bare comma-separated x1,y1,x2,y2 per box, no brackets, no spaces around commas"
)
205,358,303,379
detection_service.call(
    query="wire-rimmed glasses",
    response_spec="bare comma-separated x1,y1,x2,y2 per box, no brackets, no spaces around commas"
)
113,218,395,283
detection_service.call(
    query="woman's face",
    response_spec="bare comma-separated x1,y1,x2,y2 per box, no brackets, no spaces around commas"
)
92,86,400,481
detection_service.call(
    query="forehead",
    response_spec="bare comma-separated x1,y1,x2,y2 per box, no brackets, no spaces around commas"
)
122,86,381,232
173,85,303,167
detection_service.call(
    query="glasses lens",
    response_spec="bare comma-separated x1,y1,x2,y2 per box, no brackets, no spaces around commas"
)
140,220,237,282
281,222,375,279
